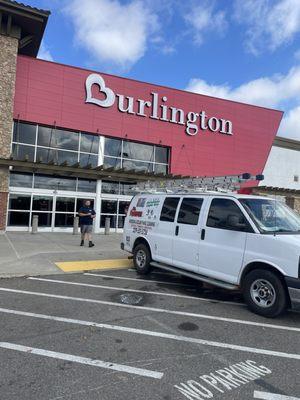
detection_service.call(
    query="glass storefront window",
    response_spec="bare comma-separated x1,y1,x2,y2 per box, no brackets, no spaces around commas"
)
32,196,53,211
104,138,122,157
13,122,36,145
32,212,52,227
100,215,117,228
154,163,168,175
12,143,35,162
77,179,97,193
103,156,121,169
79,153,98,168
10,172,33,188
9,194,31,210
101,200,117,214
36,148,78,165
38,126,79,151
55,197,75,212
122,141,154,161
102,181,119,194
155,146,168,164
80,133,99,154
55,213,74,227
8,211,30,226
119,201,130,214
120,182,135,195
34,175,77,191
123,159,153,172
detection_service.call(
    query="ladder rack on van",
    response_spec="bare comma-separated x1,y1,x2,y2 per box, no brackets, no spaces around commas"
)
133,173,264,194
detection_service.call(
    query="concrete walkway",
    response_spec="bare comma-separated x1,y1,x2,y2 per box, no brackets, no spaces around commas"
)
0,232,127,278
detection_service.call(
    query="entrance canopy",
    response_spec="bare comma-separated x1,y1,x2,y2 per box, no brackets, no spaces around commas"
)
0,158,186,183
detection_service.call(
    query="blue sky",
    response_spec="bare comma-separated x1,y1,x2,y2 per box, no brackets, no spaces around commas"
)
24,0,300,139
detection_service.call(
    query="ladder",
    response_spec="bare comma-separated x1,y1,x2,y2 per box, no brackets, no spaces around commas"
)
133,173,264,193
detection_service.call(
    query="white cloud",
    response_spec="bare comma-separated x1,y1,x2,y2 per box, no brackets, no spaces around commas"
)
278,106,300,139
37,41,53,62
66,0,158,69
186,65,300,139
184,1,227,45
234,0,300,54
186,66,300,108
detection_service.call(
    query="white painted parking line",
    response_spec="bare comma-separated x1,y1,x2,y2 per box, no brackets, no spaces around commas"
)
0,287,299,333
0,307,300,362
128,268,177,276
84,272,196,288
254,391,300,400
0,342,163,379
27,276,242,306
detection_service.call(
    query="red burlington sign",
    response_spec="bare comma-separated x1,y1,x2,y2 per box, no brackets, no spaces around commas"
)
14,55,283,177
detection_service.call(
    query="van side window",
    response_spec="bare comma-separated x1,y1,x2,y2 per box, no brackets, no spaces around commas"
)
160,197,180,222
207,198,250,231
177,198,203,225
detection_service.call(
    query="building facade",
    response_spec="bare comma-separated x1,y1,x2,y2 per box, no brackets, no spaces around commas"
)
1,0,296,234
254,137,300,213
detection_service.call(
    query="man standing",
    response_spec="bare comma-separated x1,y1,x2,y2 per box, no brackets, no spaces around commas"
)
78,200,96,247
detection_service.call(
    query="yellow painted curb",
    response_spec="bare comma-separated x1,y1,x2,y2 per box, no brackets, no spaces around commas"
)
55,259,133,272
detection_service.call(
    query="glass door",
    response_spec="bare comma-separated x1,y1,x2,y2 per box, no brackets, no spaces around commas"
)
53,195,96,232
53,196,76,231
31,195,53,232
100,198,131,232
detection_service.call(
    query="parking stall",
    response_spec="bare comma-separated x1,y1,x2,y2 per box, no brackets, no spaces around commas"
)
0,267,299,400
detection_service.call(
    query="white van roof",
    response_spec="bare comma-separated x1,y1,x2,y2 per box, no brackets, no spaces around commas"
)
134,192,272,201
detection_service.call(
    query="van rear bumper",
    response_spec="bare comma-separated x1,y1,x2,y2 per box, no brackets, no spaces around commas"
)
285,277,300,309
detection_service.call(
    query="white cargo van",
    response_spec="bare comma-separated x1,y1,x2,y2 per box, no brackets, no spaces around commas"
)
121,192,300,317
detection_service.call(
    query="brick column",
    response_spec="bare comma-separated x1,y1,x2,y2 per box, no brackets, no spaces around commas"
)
0,34,18,231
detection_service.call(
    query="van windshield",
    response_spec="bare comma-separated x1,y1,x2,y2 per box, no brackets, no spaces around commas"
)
239,198,300,234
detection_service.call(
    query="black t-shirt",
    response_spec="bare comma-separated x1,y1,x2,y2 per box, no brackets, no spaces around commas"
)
78,206,95,225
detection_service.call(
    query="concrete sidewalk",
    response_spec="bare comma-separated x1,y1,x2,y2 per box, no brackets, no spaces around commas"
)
0,232,127,278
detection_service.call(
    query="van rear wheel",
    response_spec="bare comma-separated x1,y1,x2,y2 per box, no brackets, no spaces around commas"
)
133,244,152,275
243,269,287,318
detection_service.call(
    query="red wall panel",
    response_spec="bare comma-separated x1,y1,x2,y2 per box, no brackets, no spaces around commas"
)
13,56,283,177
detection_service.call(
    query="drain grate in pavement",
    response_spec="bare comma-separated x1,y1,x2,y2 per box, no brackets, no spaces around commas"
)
119,293,144,305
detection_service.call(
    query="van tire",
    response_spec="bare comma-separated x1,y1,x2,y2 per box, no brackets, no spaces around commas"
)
243,269,287,318
133,244,152,275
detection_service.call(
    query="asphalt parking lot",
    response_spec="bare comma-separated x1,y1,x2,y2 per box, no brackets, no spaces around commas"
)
0,267,300,400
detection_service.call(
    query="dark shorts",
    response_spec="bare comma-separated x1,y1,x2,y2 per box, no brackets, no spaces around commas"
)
80,225,93,234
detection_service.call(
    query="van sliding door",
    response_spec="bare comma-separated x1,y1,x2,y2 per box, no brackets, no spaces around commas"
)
172,197,204,273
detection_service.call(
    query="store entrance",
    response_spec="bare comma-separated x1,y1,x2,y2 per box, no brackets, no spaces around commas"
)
7,192,95,232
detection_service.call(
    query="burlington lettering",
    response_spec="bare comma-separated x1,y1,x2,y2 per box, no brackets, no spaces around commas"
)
85,73,233,136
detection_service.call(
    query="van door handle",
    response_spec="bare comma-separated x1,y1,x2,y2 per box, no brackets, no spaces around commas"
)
201,229,205,240
175,226,179,236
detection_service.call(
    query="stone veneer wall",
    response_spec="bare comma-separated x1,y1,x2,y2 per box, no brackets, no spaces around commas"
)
0,34,19,230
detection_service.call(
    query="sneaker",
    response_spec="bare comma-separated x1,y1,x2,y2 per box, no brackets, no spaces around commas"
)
89,241,95,248
80,240,84,246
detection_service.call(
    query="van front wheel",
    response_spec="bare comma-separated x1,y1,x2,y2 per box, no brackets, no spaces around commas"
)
243,269,287,318
133,244,152,275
